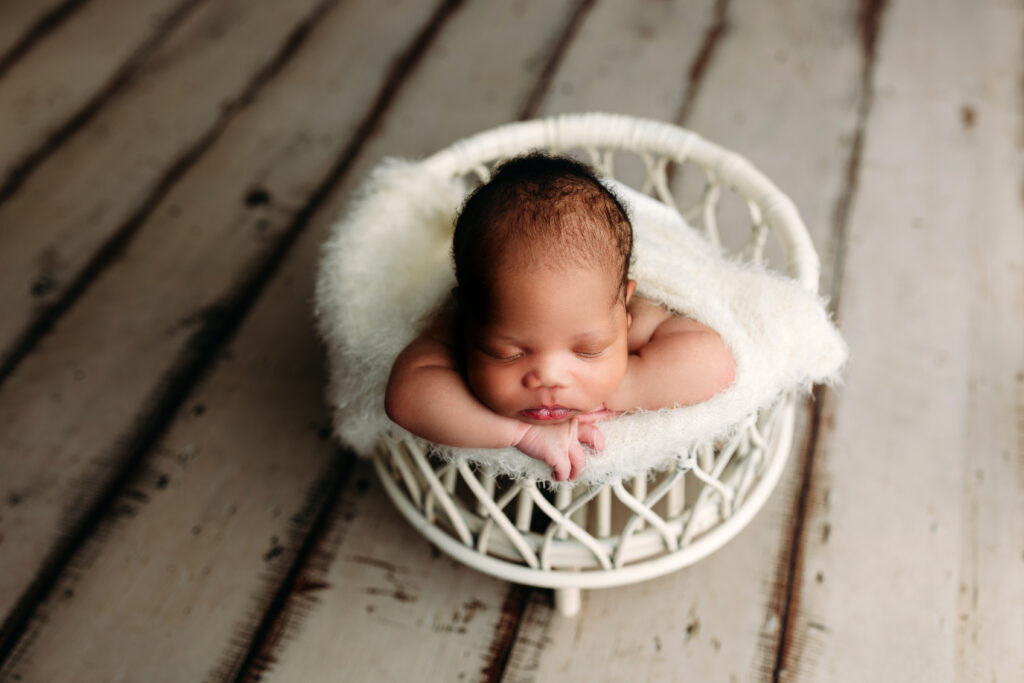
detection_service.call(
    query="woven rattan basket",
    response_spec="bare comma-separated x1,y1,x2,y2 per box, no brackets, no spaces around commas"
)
359,113,817,616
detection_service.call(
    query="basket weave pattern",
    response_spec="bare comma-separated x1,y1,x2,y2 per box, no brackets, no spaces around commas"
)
372,113,814,601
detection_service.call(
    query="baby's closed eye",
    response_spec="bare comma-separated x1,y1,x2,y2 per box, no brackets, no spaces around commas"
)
573,335,616,358
477,345,523,361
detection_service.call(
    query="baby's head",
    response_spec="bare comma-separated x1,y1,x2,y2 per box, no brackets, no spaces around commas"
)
452,153,635,424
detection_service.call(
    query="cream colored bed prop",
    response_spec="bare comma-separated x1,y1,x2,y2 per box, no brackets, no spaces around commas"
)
315,113,847,616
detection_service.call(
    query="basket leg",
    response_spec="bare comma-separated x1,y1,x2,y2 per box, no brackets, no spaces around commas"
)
554,588,581,617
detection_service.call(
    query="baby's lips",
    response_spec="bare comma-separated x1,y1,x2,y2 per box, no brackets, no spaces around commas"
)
522,406,571,420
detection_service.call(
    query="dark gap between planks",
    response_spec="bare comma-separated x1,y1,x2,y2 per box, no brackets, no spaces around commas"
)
0,0,209,206
0,0,90,80
0,0,338,388
770,1,889,680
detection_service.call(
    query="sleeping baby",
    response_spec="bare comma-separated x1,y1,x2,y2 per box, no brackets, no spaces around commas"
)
385,153,736,482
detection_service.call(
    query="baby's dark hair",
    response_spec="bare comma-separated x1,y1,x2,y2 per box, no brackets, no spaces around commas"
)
452,152,632,319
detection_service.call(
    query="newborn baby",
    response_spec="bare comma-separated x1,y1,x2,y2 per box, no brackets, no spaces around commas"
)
385,153,735,482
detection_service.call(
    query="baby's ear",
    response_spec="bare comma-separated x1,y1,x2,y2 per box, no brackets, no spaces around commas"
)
625,280,636,328
625,279,637,303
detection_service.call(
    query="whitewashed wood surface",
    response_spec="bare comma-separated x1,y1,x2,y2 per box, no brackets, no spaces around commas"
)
0,0,329,366
0,0,76,66
783,0,1024,681
0,0,1019,681
0,0,197,190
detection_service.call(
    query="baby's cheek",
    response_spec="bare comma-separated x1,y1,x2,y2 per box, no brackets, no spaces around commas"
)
464,360,487,399
601,355,630,395
466,362,514,412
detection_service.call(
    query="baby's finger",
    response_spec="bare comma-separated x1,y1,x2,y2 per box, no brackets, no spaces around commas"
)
577,422,606,452
548,452,569,482
568,441,586,481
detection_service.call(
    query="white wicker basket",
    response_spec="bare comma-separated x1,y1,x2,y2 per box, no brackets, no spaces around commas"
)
369,113,816,616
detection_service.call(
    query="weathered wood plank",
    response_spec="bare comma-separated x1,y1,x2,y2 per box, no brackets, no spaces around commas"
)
0,0,81,70
0,0,584,680
0,0,443,668
0,0,329,376
539,0,711,121
780,0,1024,680
0,0,200,196
502,1,866,681
253,460,516,683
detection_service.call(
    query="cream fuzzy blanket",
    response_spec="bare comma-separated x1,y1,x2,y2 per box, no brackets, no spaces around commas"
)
314,159,847,485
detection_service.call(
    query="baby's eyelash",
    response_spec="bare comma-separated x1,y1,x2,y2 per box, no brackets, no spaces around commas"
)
485,349,522,361
575,349,606,358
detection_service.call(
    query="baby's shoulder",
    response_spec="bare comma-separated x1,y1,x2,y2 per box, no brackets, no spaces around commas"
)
627,295,671,320
627,296,711,350
422,301,458,347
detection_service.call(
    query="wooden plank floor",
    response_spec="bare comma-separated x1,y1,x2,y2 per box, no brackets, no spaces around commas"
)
0,0,1020,681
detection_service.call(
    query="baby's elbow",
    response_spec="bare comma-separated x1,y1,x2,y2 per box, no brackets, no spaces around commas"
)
384,373,411,428
693,332,735,399
719,353,736,393
713,344,736,395
384,388,399,425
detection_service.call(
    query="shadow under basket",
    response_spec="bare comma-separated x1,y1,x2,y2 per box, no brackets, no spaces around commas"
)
361,112,822,616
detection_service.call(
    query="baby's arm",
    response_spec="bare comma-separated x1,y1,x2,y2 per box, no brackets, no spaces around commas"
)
605,298,736,412
385,317,601,481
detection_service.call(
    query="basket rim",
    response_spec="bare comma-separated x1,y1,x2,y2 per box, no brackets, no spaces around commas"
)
422,112,820,292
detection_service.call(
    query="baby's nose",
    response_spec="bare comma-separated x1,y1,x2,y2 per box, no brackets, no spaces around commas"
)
523,356,568,389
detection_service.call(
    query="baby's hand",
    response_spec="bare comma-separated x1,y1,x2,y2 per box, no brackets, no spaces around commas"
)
513,417,605,482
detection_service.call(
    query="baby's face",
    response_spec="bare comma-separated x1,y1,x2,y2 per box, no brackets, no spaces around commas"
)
463,263,631,425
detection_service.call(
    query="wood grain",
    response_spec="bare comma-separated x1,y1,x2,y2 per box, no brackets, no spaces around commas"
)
780,0,1024,680
0,0,84,73
0,0,329,374
0,0,200,195
0,0,442,672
